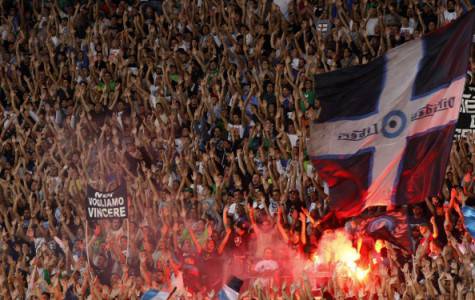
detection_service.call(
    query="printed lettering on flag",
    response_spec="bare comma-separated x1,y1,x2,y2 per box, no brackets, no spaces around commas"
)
86,182,128,220
309,11,475,218
455,84,475,137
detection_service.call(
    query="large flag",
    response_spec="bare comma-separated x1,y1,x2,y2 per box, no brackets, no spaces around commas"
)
309,11,475,218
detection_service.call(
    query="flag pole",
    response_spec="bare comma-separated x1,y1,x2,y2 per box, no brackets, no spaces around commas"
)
166,287,177,300
85,219,93,280
126,219,130,265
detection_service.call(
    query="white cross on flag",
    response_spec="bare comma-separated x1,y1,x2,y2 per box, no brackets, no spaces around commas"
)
309,11,475,218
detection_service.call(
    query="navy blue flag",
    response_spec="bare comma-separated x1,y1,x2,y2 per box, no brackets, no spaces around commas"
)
310,11,475,218
359,210,414,253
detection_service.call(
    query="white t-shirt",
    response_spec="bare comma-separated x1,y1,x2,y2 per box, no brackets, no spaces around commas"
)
366,18,379,36
444,10,457,23
254,259,279,272
227,124,244,138
174,139,184,153
400,26,414,36
287,133,298,147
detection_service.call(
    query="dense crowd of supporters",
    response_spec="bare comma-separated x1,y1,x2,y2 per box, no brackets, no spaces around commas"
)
0,0,475,299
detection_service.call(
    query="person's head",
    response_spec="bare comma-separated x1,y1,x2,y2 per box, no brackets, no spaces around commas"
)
368,7,376,17
266,82,274,94
287,123,296,134
154,269,166,283
260,217,273,232
412,205,423,217
304,79,312,90
111,219,122,230
144,5,154,17
429,239,442,255
184,254,196,265
209,60,218,71
447,0,455,11
182,239,192,252
234,220,248,236
202,25,210,35
74,239,84,251
111,272,121,286
136,274,144,288
271,189,280,201
431,195,441,206
94,102,103,113
233,189,243,202
94,253,106,269
232,113,240,124
289,189,299,201
290,230,300,244
157,239,167,251
195,219,206,232
282,85,291,97
252,174,260,185
418,224,430,236
464,162,473,174
120,235,128,249
206,238,216,252
263,247,274,260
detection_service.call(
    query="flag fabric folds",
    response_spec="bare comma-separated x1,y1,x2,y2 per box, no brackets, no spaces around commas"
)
462,205,475,238
218,276,243,300
140,289,170,300
359,210,414,253
309,11,475,219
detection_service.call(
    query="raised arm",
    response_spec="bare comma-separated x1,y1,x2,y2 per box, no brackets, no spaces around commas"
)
276,206,289,243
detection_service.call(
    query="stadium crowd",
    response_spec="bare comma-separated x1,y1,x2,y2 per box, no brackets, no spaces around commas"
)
0,0,474,299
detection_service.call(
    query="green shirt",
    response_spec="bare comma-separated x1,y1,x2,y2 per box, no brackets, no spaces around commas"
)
43,269,51,285
97,80,117,92
170,74,180,83
300,90,316,112
180,228,209,247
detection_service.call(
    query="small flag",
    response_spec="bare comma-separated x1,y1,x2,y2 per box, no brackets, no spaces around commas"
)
360,210,414,253
462,206,475,238
218,276,243,300
141,289,170,300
